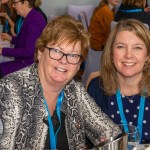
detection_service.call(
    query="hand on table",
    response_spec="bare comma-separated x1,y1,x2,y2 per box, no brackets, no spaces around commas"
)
0,33,12,42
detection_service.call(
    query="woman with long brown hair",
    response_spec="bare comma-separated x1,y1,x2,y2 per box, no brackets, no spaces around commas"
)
88,19,150,144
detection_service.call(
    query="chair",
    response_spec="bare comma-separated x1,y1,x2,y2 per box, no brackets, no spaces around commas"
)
110,20,118,31
82,49,103,87
67,5,102,87
144,23,149,29
67,4,95,25
85,71,100,90
78,11,88,31
47,14,58,21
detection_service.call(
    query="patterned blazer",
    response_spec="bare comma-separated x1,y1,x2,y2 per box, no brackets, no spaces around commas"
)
0,63,116,150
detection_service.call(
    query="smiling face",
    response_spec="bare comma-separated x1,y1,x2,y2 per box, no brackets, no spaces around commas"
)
113,30,148,80
37,41,81,89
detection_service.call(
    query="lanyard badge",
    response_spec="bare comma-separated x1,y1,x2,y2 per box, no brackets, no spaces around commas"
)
116,89,145,143
44,90,64,149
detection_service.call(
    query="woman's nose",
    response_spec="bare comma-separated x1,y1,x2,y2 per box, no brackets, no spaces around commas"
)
58,55,68,64
124,48,133,58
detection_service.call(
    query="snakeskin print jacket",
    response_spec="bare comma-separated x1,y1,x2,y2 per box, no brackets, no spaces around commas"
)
0,63,116,150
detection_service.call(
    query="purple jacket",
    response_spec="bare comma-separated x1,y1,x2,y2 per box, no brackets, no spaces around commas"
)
0,8,46,77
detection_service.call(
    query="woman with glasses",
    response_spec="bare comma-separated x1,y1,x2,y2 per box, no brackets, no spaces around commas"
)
0,0,47,36
0,0,46,78
0,15,117,150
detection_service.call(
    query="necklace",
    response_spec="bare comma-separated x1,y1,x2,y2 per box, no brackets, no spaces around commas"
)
122,94,135,102
125,95,135,102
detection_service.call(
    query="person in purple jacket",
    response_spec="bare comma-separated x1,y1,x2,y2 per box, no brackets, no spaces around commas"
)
0,0,47,77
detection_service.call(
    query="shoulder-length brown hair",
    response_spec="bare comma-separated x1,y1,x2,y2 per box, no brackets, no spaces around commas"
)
101,19,150,97
34,15,90,63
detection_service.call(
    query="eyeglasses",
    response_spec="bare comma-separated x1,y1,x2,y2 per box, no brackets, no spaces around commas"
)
13,1,21,5
44,46,82,64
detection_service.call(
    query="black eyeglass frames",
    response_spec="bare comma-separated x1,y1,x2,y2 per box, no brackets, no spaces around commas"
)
44,46,82,64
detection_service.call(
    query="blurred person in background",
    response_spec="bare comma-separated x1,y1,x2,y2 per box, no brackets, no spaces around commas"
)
115,0,150,28
0,0,46,78
89,0,120,51
14,0,47,36
0,0,17,35
82,0,120,87
0,0,47,36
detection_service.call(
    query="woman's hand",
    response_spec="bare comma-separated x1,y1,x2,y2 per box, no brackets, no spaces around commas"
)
144,7,150,13
0,13,8,19
0,33,12,42
0,13,16,36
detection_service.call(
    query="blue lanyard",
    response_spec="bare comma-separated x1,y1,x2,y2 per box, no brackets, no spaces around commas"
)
4,20,9,33
44,90,64,149
119,8,143,13
116,89,145,143
16,17,24,35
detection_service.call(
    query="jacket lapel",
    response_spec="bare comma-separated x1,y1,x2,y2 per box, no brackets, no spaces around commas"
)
61,80,86,149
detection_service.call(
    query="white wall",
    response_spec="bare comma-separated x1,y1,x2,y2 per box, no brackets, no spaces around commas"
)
41,0,99,18
148,0,150,6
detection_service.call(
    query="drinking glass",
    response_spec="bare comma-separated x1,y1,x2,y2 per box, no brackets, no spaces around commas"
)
113,124,140,150
96,127,128,150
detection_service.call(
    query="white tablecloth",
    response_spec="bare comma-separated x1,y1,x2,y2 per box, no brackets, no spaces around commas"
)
0,38,14,63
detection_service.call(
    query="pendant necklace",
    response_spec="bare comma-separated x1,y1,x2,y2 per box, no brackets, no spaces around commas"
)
124,94,136,102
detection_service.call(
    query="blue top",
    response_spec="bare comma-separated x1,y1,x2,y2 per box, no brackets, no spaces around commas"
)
87,77,150,144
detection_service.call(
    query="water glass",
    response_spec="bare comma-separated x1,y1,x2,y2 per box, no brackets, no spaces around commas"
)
113,124,140,150
96,127,128,150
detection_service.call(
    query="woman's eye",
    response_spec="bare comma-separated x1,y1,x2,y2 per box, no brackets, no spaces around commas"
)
53,49,61,53
68,54,77,58
134,47,142,50
117,45,124,49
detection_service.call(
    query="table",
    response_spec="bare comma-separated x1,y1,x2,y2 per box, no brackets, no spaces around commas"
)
0,38,14,63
